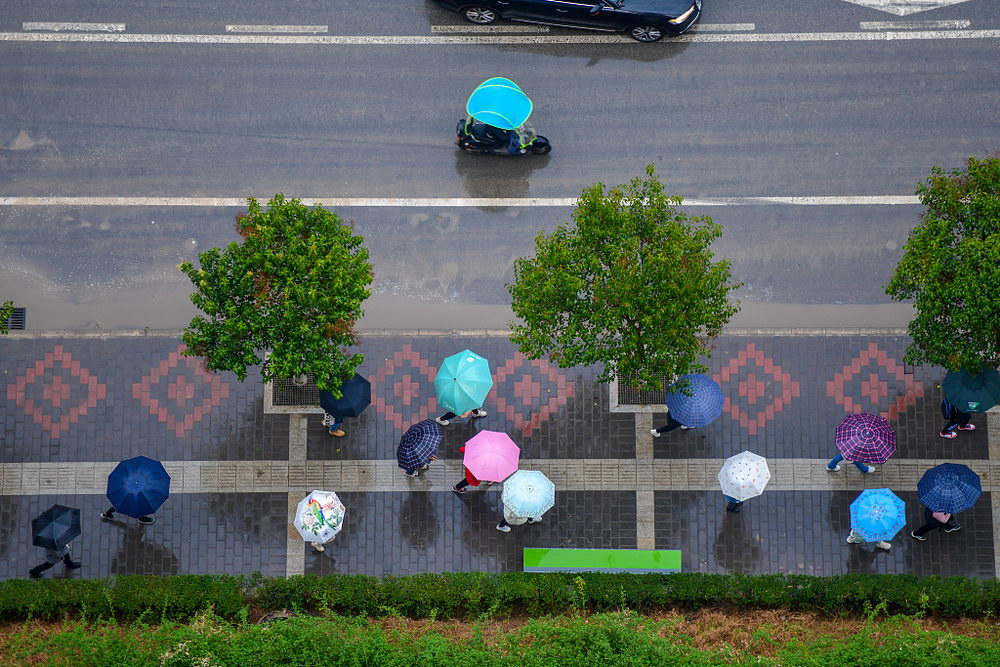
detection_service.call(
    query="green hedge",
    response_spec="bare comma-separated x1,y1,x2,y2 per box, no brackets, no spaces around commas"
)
3,572,1000,622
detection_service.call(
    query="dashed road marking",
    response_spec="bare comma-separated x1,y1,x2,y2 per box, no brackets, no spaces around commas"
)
225,24,329,34
22,22,125,32
694,23,756,32
431,24,550,33
860,19,970,30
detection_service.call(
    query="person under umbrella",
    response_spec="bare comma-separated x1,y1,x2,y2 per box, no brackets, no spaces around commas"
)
320,373,371,438
912,463,981,541
294,490,346,552
434,349,493,425
397,419,443,478
848,488,906,551
497,470,554,532
938,398,975,440
940,369,1000,438
454,430,520,494
101,455,171,525
718,451,770,513
29,504,82,578
826,413,894,474
651,374,724,438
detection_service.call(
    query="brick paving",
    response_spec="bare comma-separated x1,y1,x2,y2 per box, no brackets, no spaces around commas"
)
0,332,996,580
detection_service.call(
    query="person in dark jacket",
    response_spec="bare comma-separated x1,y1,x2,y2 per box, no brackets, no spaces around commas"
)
29,542,81,578
939,399,974,439
911,507,961,540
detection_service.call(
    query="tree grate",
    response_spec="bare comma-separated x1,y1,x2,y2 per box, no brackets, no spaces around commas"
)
617,375,669,406
272,374,321,407
3,307,26,331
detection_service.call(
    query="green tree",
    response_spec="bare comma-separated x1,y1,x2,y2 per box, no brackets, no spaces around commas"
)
885,155,1000,372
180,195,373,393
507,165,740,392
0,300,13,335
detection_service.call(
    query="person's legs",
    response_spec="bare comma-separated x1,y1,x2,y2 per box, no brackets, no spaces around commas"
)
496,518,511,532
138,515,155,525
851,460,875,473
846,529,864,544
62,551,81,568
452,479,470,494
724,495,743,512
436,412,457,425
29,561,55,578
651,416,686,437
470,408,488,418
956,410,974,431
403,467,420,477
940,414,961,437
100,506,116,520
826,454,844,471
328,418,346,437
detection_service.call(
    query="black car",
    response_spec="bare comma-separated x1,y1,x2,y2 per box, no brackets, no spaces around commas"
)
434,0,701,42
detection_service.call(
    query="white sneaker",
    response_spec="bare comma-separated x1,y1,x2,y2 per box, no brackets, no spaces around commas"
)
826,464,841,472
680,425,692,430
496,523,511,533
876,541,891,550
862,465,875,474
650,429,661,438
846,535,863,544
471,409,488,418
312,543,325,552
435,417,450,426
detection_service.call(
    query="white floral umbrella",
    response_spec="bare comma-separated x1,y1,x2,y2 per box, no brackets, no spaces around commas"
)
718,451,771,502
294,490,346,544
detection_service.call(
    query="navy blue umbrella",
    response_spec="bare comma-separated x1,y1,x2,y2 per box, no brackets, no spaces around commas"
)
107,456,171,518
918,463,982,514
319,373,371,418
32,504,81,550
665,374,725,428
396,419,443,471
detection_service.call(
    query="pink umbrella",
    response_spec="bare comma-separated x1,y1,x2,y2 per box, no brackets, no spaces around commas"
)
463,430,520,482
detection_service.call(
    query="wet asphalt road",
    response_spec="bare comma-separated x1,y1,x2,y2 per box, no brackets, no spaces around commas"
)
0,0,998,329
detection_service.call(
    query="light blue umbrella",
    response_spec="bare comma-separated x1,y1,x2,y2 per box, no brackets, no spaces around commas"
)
434,349,493,414
466,77,533,130
502,470,555,518
850,488,906,542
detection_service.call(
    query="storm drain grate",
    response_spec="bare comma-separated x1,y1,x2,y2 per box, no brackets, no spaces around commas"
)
271,374,321,407
617,375,670,406
3,307,26,330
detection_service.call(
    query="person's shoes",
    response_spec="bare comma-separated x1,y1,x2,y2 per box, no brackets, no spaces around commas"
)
138,516,155,525
312,543,325,552
957,424,976,431
680,425,692,430
910,531,927,541
876,541,892,550
939,431,958,439
471,409,488,418
862,465,875,474
28,569,43,579
496,523,511,533
944,523,962,533
435,417,450,426
452,484,466,495
100,511,114,521
846,535,863,544
64,560,81,569
418,464,430,471
650,429,661,438
726,502,742,513
328,428,346,438
826,464,841,472
403,470,420,478
526,516,542,524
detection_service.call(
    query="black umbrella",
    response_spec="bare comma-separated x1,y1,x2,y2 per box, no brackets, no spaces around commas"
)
319,373,371,418
31,504,81,550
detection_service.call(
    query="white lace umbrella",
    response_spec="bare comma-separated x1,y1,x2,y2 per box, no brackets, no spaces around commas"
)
718,451,771,502
294,490,346,544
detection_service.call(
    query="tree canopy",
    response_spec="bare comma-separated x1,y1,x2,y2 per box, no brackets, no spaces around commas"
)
180,195,373,394
885,155,1000,372
0,300,13,335
507,165,740,391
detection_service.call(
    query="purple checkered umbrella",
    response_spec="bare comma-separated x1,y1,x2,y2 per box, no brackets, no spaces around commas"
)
396,419,443,471
835,413,896,464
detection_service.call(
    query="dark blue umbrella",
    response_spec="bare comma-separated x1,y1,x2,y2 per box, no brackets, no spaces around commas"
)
943,369,1000,413
107,456,171,518
396,419,443,471
319,373,371,418
32,504,81,550
918,463,982,514
665,374,725,428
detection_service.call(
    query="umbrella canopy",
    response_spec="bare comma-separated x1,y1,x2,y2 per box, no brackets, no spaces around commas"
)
319,373,372,418
918,463,982,513
718,451,771,502
466,77,533,130
464,430,520,482
294,490,346,543
32,504,81,550
434,349,494,415
850,488,906,542
665,374,725,428
943,369,1000,413
502,470,555,518
396,419,443,470
106,455,171,518
835,413,896,464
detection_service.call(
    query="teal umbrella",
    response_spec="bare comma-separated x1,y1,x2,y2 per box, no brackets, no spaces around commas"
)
466,77,533,130
943,369,1000,413
435,349,493,414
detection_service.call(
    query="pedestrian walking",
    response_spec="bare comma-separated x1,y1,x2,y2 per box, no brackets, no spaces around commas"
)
452,445,483,494
436,408,488,426
319,374,372,439
846,529,891,551
827,413,895,474
910,507,962,541
724,494,744,513
435,349,493,426
101,505,155,525
939,399,974,439
498,470,555,533
29,542,81,579
496,505,544,532
324,413,347,438
654,374,725,438
825,454,875,474
650,414,692,437
718,451,770,515
397,419,443,478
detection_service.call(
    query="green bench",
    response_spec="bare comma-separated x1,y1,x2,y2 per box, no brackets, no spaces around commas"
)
523,548,682,574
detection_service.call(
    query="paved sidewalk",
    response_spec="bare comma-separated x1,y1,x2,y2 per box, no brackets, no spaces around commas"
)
0,332,995,580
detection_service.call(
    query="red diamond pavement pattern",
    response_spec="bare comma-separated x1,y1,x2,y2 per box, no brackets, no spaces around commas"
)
826,342,924,420
5,345,107,438
492,351,575,438
714,342,801,436
132,345,231,438
369,343,440,430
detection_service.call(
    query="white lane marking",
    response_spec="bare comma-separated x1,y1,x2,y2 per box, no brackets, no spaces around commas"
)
860,19,970,30
0,196,921,207
0,29,999,45
22,22,125,33
225,24,329,34
431,24,550,33
840,0,973,17
693,23,756,32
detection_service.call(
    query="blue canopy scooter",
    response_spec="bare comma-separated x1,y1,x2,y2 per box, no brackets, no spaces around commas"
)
456,77,551,156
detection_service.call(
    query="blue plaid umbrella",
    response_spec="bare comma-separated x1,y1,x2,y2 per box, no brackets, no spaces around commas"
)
850,488,906,542
319,373,371,418
107,456,171,518
396,419,443,471
918,463,982,514
665,374,724,428
32,504,81,550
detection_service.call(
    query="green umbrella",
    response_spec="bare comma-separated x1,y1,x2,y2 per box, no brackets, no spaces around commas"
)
943,369,1000,413
434,349,493,414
